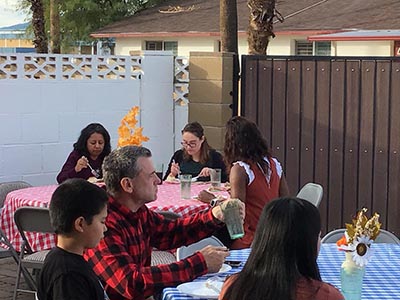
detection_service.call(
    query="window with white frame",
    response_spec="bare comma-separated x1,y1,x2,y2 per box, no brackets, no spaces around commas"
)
315,42,331,56
295,41,313,55
295,40,331,56
145,41,178,55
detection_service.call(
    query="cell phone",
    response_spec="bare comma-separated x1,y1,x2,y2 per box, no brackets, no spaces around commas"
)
225,260,242,267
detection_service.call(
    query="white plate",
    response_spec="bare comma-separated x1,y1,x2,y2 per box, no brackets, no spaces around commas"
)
177,281,224,299
209,263,232,275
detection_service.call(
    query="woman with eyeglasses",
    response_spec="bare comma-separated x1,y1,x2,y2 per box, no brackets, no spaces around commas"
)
164,122,227,182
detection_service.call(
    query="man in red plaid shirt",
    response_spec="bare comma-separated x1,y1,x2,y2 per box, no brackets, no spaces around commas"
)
85,146,241,300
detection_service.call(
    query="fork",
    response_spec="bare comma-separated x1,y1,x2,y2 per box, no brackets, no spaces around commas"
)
87,162,100,178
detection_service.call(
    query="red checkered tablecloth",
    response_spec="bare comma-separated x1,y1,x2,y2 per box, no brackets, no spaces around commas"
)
0,182,216,252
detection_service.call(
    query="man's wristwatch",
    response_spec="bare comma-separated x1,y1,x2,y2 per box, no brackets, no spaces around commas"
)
210,198,223,207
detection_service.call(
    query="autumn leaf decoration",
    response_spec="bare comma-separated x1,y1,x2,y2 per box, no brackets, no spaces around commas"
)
117,106,149,147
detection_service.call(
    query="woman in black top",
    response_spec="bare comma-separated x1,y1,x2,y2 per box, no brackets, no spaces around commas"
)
164,122,227,182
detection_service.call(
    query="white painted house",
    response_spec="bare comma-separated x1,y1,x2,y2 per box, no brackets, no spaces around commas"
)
91,0,400,57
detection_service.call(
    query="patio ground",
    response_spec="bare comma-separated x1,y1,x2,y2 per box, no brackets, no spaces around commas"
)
0,257,34,300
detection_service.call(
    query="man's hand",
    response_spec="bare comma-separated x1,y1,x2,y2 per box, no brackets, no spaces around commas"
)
199,245,229,273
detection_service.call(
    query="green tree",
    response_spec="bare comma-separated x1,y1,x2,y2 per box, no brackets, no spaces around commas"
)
20,0,166,52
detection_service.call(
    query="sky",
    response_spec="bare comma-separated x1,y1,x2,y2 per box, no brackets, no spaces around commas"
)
0,0,28,28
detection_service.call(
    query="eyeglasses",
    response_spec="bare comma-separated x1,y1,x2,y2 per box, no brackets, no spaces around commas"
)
181,141,198,148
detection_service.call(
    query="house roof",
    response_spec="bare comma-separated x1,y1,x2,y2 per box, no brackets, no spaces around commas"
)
91,0,400,38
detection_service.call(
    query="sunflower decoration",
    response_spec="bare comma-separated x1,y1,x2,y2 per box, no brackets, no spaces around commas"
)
118,106,149,147
337,208,381,267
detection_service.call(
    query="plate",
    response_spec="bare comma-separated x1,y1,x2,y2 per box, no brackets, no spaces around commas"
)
208,263,232,275
177,281,224,299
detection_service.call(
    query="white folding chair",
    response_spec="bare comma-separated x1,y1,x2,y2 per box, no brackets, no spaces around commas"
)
13,207,53,300
322,228,400,244
296,183,323,207
375,229,400,244
321,229,346,243
176,236,224,261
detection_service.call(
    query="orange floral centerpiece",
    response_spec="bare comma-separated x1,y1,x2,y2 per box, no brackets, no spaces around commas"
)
337,208,381,300
118,106,149,147
337,208,381,267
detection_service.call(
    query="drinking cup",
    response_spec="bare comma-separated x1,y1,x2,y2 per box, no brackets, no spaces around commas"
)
180,174,192,199
210,168,221,188
221,198,244,239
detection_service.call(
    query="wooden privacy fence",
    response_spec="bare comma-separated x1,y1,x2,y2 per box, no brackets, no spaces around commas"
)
240,55,400,236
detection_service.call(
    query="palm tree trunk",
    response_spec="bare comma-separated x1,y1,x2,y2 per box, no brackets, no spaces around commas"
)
28,0,48,53
220,0,238,54
50,0,61,53
247,0,283,55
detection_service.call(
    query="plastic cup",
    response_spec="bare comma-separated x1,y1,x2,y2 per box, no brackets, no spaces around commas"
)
210,168,221,188
221,198,244,239
180,174,192,199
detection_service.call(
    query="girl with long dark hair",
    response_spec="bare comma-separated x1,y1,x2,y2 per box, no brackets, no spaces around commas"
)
219,197,344,300
220,116,289,249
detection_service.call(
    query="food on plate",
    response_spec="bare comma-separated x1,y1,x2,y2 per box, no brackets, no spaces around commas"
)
87,177,104,183
164,175,180,184
207,186,226,193
205,278,223,293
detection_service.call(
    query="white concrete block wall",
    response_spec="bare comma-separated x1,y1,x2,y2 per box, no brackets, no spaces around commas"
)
0,52,184,186
139,51,176,172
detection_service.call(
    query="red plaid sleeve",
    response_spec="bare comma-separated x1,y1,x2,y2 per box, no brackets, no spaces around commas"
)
84,197,223,300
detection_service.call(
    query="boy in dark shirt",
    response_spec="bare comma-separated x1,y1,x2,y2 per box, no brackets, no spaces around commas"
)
37,178,109,300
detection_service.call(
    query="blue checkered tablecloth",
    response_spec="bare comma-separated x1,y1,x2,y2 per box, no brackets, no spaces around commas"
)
162,244,400,300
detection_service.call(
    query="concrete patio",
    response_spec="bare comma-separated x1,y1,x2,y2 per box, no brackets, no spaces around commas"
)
0,257,34,300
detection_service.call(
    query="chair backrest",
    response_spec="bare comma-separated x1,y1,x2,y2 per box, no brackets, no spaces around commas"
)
322,228,400,244
375,229,400,244
0,181,32,208
14,207,53,254
296,183,323,207
321,228,346,243
176,236,224,261
0,227,20,260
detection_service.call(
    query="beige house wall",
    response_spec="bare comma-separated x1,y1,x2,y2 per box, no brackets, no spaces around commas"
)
116,36,219,56
115,38,143,55
115,34,394,57
335,40,393,56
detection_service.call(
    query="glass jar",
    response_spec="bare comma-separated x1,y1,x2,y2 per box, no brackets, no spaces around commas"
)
340,252,365,300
